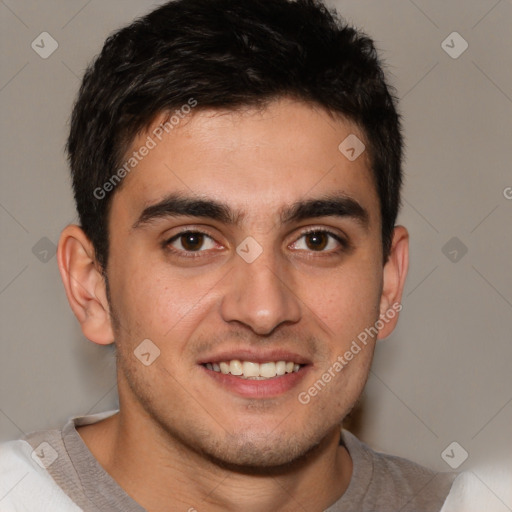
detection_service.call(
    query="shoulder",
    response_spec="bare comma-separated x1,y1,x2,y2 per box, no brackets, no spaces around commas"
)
341,430,456,511
0,437,82,511
371,446,455,498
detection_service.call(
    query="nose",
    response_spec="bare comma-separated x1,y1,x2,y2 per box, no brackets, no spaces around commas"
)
220,247,302,336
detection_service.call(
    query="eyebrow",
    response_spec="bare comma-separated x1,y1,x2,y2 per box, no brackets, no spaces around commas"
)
131,192,370,231
281,194,369,229
132,193,240,229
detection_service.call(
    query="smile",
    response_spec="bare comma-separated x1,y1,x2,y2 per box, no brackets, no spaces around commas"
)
203,360,302,379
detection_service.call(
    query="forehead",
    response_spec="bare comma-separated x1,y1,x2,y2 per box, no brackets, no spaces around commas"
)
111,98,380,226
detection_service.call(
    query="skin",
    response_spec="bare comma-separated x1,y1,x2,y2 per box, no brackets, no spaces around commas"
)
58,97,409,512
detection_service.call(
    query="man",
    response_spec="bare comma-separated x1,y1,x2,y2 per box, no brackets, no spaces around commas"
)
0,0,456,510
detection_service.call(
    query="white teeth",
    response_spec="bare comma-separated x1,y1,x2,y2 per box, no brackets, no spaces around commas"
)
242,361,260,377
276,361,286,376
205,359,303,379
260,362,276,378
229,360,243,376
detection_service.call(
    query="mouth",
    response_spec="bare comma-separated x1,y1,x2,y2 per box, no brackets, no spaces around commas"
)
202,360,303,380
198,352,311,398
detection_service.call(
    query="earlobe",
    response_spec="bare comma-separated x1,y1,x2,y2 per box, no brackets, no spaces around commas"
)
57,225,115,345
377,225,409,340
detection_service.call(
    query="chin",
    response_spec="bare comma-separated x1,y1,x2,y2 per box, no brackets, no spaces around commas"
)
194,425,331,474
440,463,512,512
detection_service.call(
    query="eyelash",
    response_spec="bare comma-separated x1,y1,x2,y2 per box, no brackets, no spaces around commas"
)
163,228,349,258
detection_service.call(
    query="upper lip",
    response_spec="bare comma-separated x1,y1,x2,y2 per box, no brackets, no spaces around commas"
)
197,348,312,366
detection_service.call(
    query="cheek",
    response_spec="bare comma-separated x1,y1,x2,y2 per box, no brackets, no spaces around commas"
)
108,253,221,342
300,256,382,343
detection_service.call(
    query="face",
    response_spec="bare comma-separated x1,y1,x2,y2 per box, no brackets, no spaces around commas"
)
105,98,390,468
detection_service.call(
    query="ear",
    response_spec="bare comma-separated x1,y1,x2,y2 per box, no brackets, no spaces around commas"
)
377,225,409,340
57,224,115,345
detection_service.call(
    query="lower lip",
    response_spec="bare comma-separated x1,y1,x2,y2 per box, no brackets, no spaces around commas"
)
201,365,311,398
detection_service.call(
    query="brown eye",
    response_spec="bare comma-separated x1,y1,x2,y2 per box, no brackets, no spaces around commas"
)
290,229,346,253
305,231,329,251
180,232,205,251
166,231,217,253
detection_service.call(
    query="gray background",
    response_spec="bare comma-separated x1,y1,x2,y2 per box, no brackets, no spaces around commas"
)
1,0,511,480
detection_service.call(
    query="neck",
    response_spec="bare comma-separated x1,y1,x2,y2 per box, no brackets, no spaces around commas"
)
78,405,352,512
